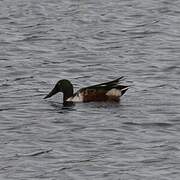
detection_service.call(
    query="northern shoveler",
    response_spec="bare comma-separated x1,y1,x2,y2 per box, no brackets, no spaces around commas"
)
44,77,128,104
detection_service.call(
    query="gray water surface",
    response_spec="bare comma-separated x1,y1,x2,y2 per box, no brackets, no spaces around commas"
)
0,0,180,179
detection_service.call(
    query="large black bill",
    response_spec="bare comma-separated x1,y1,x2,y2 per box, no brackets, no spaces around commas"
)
44,87,58,99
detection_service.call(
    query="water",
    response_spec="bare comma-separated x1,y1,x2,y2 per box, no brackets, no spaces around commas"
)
0,0,180,179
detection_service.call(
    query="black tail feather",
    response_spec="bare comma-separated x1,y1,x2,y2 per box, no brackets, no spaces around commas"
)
114,85,128,96
121,88,128,96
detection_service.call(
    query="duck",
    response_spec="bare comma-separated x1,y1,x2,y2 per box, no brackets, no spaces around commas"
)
44,77,128,104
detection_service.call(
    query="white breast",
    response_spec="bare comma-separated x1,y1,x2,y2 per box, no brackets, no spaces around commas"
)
66,92,84,102
106,88,121,97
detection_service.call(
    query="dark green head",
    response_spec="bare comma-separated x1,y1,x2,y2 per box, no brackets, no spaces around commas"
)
44,79,74,101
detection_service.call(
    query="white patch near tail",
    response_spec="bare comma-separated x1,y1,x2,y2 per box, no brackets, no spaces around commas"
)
66,92,84,102
106,88,121,97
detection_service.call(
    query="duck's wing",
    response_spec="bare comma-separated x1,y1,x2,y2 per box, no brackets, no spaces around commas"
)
66,77,127,102
79,76,124,91
80,77,127,98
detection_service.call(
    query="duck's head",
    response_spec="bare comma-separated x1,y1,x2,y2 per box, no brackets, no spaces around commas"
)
44,79,73,101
